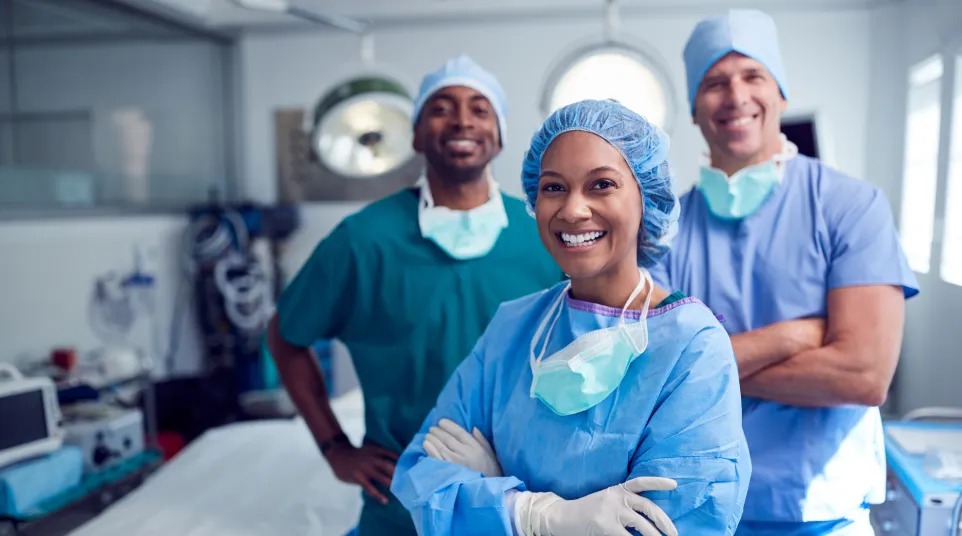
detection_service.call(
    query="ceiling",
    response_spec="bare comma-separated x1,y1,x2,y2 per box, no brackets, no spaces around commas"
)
130,0,911,31
0,0,199,41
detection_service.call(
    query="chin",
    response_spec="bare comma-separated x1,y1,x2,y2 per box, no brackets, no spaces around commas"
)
556,258,608,281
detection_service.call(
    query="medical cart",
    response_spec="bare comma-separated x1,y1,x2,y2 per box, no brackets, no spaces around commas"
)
872,409,962,535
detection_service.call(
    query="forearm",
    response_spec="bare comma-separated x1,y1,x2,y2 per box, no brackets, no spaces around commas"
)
740,342,885,407
391,433,523,536
731,319,824,379
266,315,344,447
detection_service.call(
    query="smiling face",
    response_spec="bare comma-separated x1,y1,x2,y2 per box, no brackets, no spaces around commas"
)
693,52,787,174
535,131,643,280
413,85,501,184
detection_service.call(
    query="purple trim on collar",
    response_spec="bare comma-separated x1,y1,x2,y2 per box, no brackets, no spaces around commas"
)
565,293,704,319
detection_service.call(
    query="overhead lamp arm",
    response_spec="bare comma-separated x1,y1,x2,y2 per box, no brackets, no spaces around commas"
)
232,0,368,34
603,0,620,42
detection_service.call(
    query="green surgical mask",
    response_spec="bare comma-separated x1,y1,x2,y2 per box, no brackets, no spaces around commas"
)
529,269,653,417
697,160,780,220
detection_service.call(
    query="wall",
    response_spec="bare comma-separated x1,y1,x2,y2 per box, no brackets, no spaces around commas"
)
885,0,962,414
238,8,873,207
0,40,230,375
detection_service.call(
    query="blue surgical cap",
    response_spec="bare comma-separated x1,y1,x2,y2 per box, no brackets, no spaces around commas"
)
683,9,789,114
521,99,679,268
412,55,507,144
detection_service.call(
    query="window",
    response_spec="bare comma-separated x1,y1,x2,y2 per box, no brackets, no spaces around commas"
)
940,55,962,285
899,56,944,274
0,0,235,214
542,44,675,132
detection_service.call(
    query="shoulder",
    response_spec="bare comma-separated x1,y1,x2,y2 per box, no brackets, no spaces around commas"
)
650,298,734,368
477,281,568,351
343,188,418,226
652,297,726,338
501,192,537,226
491,281,567,322
334,189,419,248
791,156,885,203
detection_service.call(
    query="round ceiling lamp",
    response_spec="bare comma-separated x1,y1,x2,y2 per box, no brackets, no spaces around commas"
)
310,76,415,179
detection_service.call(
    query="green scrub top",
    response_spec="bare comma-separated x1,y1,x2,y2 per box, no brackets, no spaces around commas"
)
276,187,563,536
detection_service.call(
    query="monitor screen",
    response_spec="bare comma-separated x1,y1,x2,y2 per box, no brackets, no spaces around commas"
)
0,390,48,450
781,117,820,159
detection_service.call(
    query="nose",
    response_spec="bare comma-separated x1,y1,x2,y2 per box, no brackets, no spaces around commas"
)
557,193,591,223
724,79,750,109
450,103,473,130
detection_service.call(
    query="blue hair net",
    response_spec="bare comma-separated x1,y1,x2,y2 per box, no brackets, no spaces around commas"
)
683,9,789,114
412,55,507,144
521,99,679,268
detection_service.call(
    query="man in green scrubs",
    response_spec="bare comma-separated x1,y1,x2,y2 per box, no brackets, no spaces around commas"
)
266,55,562,536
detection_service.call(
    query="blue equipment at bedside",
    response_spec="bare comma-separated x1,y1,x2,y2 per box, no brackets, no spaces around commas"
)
872,409,962,535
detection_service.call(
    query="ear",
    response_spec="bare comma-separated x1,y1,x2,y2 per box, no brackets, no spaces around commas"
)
412,126,423,154
779,97,788,114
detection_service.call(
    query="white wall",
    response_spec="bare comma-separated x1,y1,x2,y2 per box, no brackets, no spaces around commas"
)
886,1,962,414
239,9,872,206
0,40,229,375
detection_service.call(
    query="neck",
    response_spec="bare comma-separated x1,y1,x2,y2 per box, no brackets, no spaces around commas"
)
710,136,783,177
569,261,648,310
425,166,491,210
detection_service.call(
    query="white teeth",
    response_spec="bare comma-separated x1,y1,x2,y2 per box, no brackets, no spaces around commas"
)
447,140,477,149
560,231,605,247
725,116,754,127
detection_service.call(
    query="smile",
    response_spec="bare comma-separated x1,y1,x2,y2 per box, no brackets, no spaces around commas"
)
718,114,759,129
558,231,607,248
445,139,479,151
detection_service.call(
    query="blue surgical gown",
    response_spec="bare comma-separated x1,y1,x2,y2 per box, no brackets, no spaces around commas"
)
391,283,751,535
650,155,920,531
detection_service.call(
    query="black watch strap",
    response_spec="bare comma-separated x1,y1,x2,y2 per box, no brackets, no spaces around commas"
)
320,433,349,455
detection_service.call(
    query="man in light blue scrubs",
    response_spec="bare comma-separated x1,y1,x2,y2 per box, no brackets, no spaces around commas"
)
650,9,920,535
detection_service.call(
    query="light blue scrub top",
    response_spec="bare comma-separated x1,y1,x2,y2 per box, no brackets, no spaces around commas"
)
650,155,920,531
391,283,751,536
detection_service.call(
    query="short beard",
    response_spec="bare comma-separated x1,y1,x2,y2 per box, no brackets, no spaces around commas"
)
424,154,489,185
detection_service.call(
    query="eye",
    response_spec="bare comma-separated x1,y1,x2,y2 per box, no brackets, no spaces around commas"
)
591,179,617,191
540,182,565,193
473,106,491,118
429,104,451,116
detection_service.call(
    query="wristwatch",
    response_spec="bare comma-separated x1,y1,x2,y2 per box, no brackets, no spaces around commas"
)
320,432,349,455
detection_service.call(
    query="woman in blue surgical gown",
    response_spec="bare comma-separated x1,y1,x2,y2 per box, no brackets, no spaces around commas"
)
390,99,752,536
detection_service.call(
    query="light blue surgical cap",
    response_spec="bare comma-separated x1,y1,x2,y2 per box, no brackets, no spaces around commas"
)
412,55,507,144
521,99,679,268
683,9,789,114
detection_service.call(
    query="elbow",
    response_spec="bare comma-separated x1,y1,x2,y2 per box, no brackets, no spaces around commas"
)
855,381,889,407
850,368,891,407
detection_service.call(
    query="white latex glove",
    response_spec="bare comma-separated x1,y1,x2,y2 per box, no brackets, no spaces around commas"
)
515,476,679,536
422,418,504,477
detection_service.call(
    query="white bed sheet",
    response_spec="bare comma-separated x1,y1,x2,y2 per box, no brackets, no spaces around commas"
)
68,389,366,536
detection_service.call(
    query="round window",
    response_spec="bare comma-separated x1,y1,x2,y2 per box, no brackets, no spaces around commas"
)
543,44,675,133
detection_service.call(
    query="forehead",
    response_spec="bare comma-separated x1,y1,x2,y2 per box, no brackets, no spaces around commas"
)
542,131,631,175
426,85,491,105
704,52,771,78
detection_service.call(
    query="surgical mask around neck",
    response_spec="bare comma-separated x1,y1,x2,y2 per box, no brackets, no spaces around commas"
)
696,136,798,220
529,268,653,416
417,173,508,260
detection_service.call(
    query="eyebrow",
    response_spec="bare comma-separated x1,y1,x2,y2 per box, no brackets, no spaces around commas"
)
429,93,491,106
540,166,624,180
